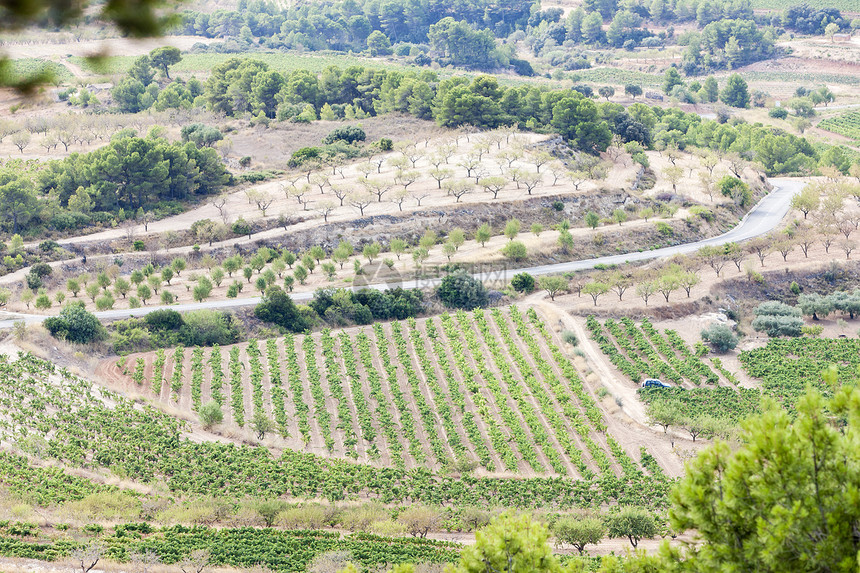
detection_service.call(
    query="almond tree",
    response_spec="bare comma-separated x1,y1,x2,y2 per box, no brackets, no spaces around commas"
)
287,184,309,209
520,173,541,195
10,131,29,153
567,171,588,191
390,189,409,211
251,190,275,216
745,236,773,267
435,142,456,164
656,271,680,302
530,151,554,173
796,227,816,258
396,170,420,189
348,191,373,215
411,188,431,206
607,271,633,301
443,180,472,203
309,174,329,194
583,281,609,306
479,176,506,199
697,245,728,276
457,154,481,179
361,178,392,202
72,542,103,573
316,201,336,222
430,167,454,189
497,149,522,170
330,185,349,206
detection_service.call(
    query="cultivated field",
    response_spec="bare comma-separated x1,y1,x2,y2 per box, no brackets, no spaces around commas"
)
101,306,654,479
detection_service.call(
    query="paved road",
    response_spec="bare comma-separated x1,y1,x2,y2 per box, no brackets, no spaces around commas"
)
0,178,801,329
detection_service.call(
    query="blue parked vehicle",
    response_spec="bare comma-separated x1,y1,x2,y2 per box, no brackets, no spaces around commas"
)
641,378,671,388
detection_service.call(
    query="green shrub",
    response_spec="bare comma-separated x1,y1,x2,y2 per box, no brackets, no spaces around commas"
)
144,309,183,331
768,107,788,119
255,287,310,332
437,272,488,310
501,240,528,261
198,401,223,430
43,303,105,344
323,125,366,145
511,273,535,293
178,310,240,346
701,323,738,353
561,330,578,346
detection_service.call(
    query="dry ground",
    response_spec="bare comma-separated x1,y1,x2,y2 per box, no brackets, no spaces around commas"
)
6,128,747,312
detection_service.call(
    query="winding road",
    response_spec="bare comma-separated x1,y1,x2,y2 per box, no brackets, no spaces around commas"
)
0,178,801,328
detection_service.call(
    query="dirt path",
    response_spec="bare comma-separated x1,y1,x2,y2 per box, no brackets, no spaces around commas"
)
528,298,687,477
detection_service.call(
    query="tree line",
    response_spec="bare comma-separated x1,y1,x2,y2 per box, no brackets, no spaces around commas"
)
178,0,532,70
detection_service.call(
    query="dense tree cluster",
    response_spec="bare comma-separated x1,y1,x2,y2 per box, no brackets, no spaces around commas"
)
111,49,202,113
309,287,424,324
112,309,241,353
43,302,105,344
255,286,424,331
781,4,847,34
178,0,532,55
681,19,775,74
37,134,231,214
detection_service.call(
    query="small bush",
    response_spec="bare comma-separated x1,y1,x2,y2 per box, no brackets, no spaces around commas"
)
768,107,788,119
701,323,738,353
198,401,223,430
511,272,535,293
654,221,673,236
562,330,578,346
501,240,528,261
323,125,366,145
437,272,488,310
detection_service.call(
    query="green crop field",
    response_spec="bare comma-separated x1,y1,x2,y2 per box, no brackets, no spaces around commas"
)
741,71,860,87
8,59,72,84
573,67,663,88
748,0,859,10
738,338,860,409
818,110,860,141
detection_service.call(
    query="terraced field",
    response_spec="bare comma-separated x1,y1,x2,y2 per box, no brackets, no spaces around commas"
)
818,110,860,142
105,307,650,479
